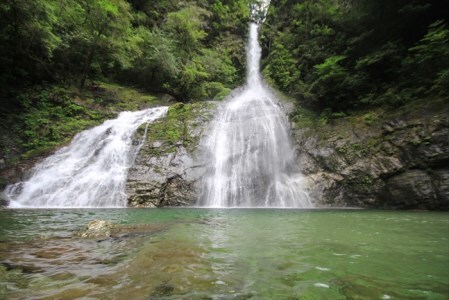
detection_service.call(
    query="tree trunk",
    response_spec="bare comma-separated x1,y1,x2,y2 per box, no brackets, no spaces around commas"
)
79,45,95,90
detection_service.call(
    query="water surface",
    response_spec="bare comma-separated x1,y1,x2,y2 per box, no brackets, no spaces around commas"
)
0,209,448,299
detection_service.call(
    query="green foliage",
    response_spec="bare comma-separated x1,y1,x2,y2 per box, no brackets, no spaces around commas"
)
362,112,378,126
0,82,165,162
0,0,251,103
262,0,449,113
0,0,254,164
166,6,209,54
145,102,214,154
405,20,449,96
16,87,104,153
262,41,301,94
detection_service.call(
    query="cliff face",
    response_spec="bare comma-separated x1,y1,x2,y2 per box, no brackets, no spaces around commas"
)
125,102,216,207
291,101,449,210
2,96,447,210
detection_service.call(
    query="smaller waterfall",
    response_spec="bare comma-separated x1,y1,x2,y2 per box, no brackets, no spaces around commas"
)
5,107,168,208
198,24,312,208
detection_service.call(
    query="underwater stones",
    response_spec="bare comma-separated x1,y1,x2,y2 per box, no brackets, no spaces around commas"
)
149,283,175,298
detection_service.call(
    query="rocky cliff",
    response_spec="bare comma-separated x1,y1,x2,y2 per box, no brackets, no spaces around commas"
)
1,95,447,210
125,102,216,207
291,100,449,210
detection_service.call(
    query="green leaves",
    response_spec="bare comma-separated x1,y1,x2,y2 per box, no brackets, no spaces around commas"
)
166,6,209,54
406,20,449,96
0,0,250,102
262,0,449,113
314,55,347,79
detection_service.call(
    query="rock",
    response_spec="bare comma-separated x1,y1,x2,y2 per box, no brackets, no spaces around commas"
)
432,169,449,209
291,101,449,210
76,220,116,239
0,192,9,207
126,102,216,207
385,170,438,209
150,283,175,297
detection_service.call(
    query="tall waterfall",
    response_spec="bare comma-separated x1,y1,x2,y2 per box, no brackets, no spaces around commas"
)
198,23,312,208
5,107,167,208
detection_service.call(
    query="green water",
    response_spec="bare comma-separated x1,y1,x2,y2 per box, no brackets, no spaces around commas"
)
0,209,448,299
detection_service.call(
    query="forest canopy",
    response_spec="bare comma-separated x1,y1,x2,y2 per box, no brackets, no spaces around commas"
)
0,0,252,103
261,0,449,113
1,0,448,115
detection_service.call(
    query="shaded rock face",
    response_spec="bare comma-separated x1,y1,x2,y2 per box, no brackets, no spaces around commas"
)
292,103,449,210
126,102,216,207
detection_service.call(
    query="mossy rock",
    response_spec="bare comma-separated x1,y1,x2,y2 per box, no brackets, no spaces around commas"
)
142,102,216,157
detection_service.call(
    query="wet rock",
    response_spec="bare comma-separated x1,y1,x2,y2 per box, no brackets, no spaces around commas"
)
149,283,175,298
385,170,438,209
76,220,116,239
126,102,216,207
0,192,9,207
291,102,449,210
431,169,449,208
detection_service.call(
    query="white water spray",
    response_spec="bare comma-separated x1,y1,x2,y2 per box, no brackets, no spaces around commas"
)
198,24,312,208
5,107,167,208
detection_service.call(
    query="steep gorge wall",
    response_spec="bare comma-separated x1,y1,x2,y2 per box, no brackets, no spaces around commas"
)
291,101,449,210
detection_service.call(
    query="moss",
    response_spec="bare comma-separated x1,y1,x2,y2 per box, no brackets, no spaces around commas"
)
362,112,378,125
143,102,215,157
290,106,317,128
84,81,164,111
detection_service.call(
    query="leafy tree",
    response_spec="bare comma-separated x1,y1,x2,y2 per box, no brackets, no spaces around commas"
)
64,0,134,89
122,27,180,91
262,0,449,112
0,0,61,94
405,20,449,95
165,6,209,56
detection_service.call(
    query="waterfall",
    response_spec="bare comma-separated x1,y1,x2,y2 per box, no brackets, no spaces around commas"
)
198,23,312,208
5,107,168,208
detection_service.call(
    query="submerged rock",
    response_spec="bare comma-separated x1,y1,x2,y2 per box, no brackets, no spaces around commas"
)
126,102,216,207
76,220,116,239
149,283,175,297
291,101,449,210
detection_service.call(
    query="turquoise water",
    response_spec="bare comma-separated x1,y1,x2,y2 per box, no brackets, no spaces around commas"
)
0,209,448,299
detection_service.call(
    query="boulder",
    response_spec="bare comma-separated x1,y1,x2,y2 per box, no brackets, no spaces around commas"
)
76,220,116,239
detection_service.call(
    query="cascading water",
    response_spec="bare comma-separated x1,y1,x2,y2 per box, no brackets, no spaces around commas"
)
5,107,167,208
198,23,312,208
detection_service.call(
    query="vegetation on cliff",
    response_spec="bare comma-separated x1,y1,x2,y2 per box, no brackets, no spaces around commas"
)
262,0,449,115
0,0,252,165
0,0,251,101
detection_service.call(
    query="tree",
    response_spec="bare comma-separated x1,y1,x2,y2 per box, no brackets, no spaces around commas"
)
0,0,61,94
